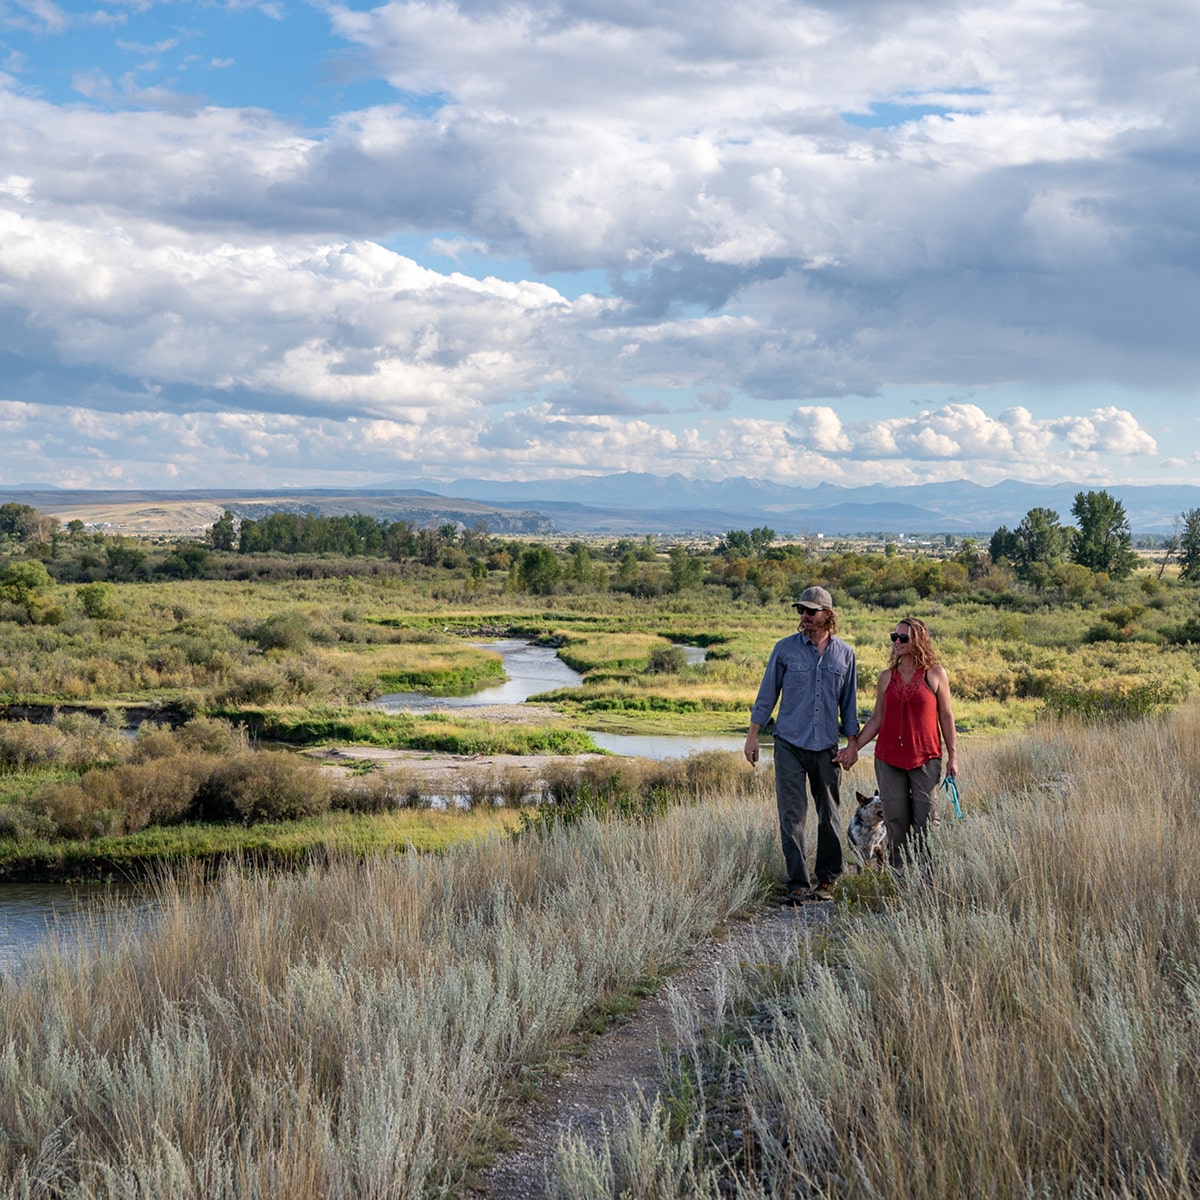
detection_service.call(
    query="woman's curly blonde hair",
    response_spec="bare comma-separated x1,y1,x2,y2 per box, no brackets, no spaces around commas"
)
888,616,939,670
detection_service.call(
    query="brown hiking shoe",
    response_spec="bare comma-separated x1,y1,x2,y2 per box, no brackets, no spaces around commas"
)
808,881,835,902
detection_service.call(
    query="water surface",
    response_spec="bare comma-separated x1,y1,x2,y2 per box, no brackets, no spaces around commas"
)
373,639,584,710
0,882,159,973
373,639,752,760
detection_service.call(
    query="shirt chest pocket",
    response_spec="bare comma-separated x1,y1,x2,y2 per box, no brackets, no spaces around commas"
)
783,653,845,690
782,653,815,678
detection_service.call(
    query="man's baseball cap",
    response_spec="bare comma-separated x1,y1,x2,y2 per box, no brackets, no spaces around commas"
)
792,585,833,611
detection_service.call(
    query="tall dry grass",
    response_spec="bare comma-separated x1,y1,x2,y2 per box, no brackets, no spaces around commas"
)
555,704,1200,1199
0,774,776,1199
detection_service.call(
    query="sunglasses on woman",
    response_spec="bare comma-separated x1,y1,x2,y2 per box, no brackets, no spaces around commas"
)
890,632,910,643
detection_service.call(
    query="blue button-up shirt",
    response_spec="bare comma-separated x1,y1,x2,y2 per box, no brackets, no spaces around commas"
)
750,632,859,751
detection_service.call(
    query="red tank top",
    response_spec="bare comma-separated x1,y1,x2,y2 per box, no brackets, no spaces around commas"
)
876,668,942,769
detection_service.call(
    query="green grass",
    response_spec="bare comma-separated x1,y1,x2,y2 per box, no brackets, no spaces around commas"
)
0,807,525,880
218,705,602,754
2,559,1200,749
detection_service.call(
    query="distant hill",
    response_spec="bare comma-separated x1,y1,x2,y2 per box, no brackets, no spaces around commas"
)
384,474,1200,535
5,477,1197,537
7,489,552,539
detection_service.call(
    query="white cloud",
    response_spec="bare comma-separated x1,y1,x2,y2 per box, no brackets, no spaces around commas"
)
0,393,1162,492
0,0,1197,487
783,401,1157,477
789,406,852,453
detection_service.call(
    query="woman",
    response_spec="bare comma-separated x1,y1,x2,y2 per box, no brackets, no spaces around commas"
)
843,617,957,868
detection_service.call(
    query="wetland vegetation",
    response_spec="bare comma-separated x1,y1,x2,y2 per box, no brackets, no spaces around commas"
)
1,495,1199,874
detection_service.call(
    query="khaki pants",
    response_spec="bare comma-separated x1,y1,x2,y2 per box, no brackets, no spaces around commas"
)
874,756,942,868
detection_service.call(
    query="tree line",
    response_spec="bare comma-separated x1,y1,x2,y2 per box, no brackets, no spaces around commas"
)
4,492,1200,625
989,490,1200,583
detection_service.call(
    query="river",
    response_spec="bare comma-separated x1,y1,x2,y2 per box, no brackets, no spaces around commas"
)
2,641,752,968
0,882,160,975
371,639,764,760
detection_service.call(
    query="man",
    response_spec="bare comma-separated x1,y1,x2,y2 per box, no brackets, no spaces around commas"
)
744,585,859,903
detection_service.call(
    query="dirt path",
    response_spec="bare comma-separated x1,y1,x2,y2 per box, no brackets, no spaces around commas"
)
312,719,809,1197
463,901,828,1200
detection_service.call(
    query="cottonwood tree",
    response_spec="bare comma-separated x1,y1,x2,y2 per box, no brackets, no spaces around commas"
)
1070,490,1137,580
1,560,55,621
667,545,704,592
1011,507,1071,581
1179,508,1200,582
207,510,237,551
517,545,561,595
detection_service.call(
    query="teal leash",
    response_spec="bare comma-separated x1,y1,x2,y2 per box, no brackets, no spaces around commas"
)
943,775,963,819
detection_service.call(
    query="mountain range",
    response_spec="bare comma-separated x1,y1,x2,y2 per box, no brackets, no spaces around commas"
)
5,476,1198,537
382,474,1200,536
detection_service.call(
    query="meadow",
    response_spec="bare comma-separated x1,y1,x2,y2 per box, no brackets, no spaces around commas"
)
0,706,1197,1197
1,530,1199,872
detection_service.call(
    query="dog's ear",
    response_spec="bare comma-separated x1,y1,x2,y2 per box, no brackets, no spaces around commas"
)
856,791,870,803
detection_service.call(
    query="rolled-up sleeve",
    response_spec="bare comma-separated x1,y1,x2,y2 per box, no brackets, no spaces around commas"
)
838,651,860,739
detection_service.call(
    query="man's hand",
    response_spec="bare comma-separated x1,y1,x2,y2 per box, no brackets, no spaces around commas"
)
744,729,760,765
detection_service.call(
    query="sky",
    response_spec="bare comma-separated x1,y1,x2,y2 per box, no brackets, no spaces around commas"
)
1,0,1199,493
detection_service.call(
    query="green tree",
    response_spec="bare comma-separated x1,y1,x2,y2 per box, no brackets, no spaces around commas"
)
988,526,1019,564
1070,490,1137,579
667,545,704,592
1012,507,1070,580
0,503,46,542
616,551,639,586
384,520,418,560
719,530,754,558
207,510,237,551
1,560,55,621
516,546,561,595
158,543,210,579
567,541,593,586
749,526,776,555
106,543,149,580
1179,508,1200,582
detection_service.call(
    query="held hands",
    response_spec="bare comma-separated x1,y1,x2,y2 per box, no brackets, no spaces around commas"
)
834,740,859,769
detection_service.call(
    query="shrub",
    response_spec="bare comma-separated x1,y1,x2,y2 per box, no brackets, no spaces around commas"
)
1164,617,1200,646
0,721,68,771
247,612,310,652
494,764,539,807
331,766,422,813
205,750,332,823
1041,680,1179,724
77,582,122,620
33,755,208,838
646,645,688,674
176,716,249,756
215,663,290,705
0,714,125,772
128,718,247,764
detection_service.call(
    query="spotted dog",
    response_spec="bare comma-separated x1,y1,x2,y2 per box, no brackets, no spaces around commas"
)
847,789,888,870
